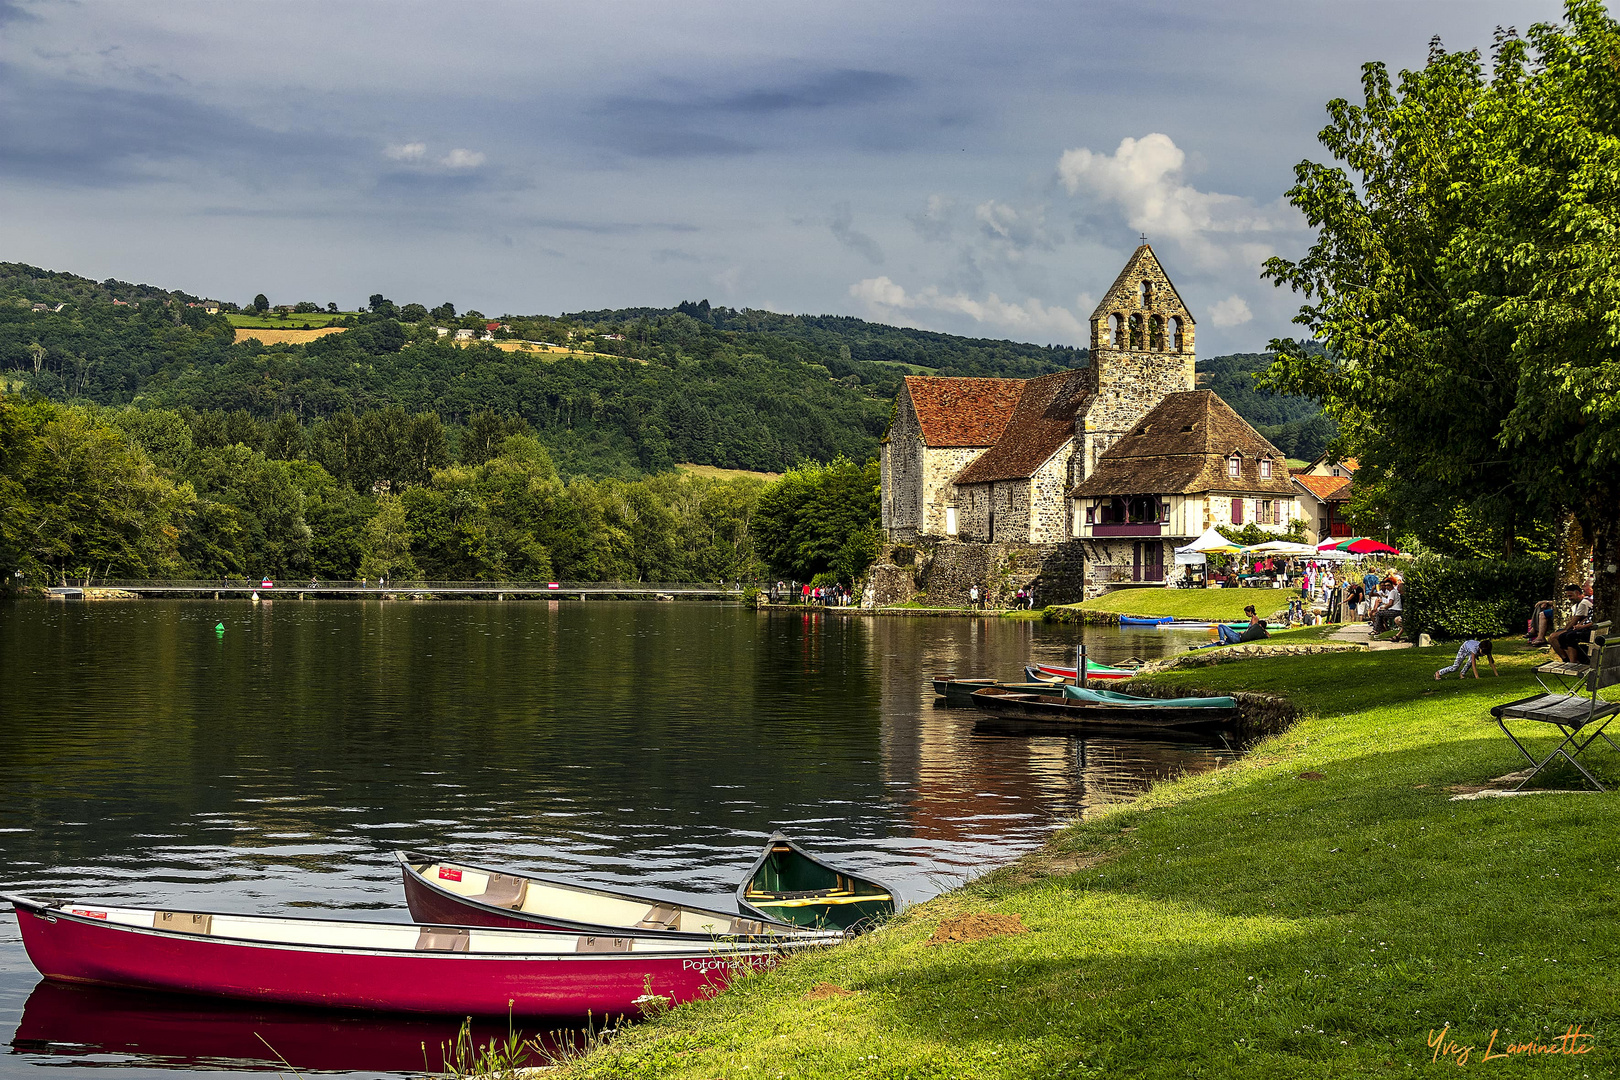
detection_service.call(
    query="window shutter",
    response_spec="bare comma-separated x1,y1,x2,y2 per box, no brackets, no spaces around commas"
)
1231,499,1243,525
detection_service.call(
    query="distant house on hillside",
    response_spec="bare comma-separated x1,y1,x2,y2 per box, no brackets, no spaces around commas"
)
1069,390,1298,585
454,328,475,341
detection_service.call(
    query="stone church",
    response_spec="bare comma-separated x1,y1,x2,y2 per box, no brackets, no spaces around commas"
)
873,243,1296,604
876,244,1195,597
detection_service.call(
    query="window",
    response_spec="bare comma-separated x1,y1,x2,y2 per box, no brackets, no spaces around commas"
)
1170,315,1185,352
1108,312,1124,347
1231,498,1244,525
1129,313,1144,349
1149,315,1164,351
1260,499,1274,525
1085,506,1095,525
1260,459,1272,479
1227,455,1241,478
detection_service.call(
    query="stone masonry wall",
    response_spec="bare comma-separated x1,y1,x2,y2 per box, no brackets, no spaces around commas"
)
1029,444,1074,544
923,446,984,537
882,400,924,538
915,540,1089,607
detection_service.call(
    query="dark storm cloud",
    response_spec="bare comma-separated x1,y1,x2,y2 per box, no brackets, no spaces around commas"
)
593,67,914,157
0,62,347,187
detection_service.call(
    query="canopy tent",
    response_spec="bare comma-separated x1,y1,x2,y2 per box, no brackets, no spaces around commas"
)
1177,527,1244,555
1318,536,1402,555
1244,540,1319,556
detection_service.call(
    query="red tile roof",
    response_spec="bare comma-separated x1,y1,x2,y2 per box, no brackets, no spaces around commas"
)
903,376,1024,447
1293,474,1352,501
954,370,1091,484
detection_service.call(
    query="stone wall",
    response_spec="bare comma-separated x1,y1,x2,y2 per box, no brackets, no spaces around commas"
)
882,398,924,539
923,446,983,536
1029,444,1073,544
913,540,1088,607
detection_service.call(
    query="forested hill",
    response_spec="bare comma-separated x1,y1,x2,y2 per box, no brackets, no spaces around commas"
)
0,260,1326,471
569,300,1088,380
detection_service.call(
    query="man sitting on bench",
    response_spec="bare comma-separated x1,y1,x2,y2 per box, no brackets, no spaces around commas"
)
1550,582,1595,663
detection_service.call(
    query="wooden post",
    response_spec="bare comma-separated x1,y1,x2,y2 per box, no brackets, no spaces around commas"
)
1077,642,1088,689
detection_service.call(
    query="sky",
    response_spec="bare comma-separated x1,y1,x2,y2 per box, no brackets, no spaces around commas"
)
0,0,1569,355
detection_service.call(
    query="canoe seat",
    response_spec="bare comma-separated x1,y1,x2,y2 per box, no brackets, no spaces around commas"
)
634,903,680,930
153,911,212,935
415,928,470,952
576,934,631,953
475,873,528,910
728,918,770,936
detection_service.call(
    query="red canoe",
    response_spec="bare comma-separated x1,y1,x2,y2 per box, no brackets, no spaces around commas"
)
1028,661,1134,682
396,850,820,940
5,894,829,1017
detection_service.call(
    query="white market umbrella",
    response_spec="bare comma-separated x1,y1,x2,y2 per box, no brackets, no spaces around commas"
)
1178,527,1243,555
1246,541,1319,556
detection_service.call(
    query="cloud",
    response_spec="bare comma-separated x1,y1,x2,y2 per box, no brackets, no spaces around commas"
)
850,276,1086,342
441,148,486,169
1209,294,1253,327
908,194,954,242
385,142,426,161
974,198,1054,257
1057,133,1294,265
830,201,883,264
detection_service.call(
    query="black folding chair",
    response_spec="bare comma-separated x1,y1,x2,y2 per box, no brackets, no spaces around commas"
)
1491,630,1620,791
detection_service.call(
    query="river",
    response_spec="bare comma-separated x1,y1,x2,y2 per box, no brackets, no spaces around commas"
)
0,598,1234,1077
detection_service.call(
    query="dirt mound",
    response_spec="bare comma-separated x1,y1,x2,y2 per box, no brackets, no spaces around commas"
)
805,982,854,1000
928,912,1029,945
1298,771,1326,780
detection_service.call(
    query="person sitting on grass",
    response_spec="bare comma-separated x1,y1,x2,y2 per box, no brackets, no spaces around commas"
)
1433,638,1497,680
1215,605,1270,646
1549,582,1595,663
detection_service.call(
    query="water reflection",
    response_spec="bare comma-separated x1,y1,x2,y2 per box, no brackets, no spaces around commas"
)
0,600,1233,1077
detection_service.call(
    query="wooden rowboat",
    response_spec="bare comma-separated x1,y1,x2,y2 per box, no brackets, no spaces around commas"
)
395,850,817,940
736,834,896,932
970,685,1238,731
932,676,1065,706
3,893,832,1017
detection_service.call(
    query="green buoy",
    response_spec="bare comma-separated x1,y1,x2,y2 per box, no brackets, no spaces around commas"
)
215,623,225,633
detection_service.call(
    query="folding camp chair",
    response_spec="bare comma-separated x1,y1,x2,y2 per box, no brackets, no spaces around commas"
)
1535,620,1611,693
1491,629,1620,791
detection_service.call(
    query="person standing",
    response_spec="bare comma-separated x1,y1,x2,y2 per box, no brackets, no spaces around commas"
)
968,583,980,610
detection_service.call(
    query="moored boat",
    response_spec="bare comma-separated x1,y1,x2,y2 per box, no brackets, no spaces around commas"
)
1117,615,1174,626
932,676,1066,706
395,851,817,940
970,684,1238,731
736,834,896,932
3,894,832,1017
1026,660,1136,683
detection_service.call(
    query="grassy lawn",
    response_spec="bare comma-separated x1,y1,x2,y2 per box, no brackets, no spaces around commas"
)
568,641,1619,1078
225,311,352,328
1064,588,1296,622
675,463,782,482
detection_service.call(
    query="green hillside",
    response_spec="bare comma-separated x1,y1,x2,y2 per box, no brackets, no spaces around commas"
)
0,261,1328,473
1196,351,1334,460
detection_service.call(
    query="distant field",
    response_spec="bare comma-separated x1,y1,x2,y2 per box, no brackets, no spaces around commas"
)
454,339,630,361
226,312,353,328
676,463,782,482
871,360,939,375
234,327,347,345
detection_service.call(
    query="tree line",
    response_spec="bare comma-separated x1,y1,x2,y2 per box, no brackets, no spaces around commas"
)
0,395,880,589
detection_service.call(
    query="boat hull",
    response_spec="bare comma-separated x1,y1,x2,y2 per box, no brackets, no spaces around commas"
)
10,901,795,1018
1028,662,1134,682
932,677,1065,706
969,687,1236,731
395,852,799,940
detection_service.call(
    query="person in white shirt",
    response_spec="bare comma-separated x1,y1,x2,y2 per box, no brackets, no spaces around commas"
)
1550,582,1596,662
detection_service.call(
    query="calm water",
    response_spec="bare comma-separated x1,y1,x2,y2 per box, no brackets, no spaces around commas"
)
0,599,1234,1076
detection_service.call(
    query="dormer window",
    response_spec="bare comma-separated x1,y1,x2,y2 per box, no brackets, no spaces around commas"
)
1227,454,1241,478
1260,459,1273,479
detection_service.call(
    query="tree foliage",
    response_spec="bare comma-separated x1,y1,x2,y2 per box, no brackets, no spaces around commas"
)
1261,0,1620,618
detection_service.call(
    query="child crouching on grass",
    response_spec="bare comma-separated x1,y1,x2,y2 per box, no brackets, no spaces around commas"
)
1434,638,1497,680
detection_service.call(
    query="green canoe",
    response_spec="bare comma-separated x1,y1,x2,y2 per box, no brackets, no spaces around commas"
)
736,833,896,933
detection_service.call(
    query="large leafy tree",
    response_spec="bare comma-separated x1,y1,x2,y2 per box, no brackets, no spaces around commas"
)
1263,0,1620,620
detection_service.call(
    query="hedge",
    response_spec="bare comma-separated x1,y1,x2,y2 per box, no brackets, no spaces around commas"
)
1401,554,1557,642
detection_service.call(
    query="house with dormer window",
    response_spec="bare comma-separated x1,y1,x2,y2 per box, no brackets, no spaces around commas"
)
1068,390,1298,586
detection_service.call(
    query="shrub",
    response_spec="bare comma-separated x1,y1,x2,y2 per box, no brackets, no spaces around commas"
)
1401,554,1556,642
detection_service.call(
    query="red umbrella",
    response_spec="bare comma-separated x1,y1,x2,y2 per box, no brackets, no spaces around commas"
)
1345,538,1400,554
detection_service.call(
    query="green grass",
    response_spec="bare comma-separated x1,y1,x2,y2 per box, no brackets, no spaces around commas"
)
1064,588,1295,622
568,641,1620,1078
225,311,353,328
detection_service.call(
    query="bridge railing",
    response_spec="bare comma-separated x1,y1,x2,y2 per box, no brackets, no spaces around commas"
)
95,579,759,592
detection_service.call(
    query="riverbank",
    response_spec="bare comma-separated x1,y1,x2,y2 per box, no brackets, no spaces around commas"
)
1048,588,1292,624
568,640,1619,1078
